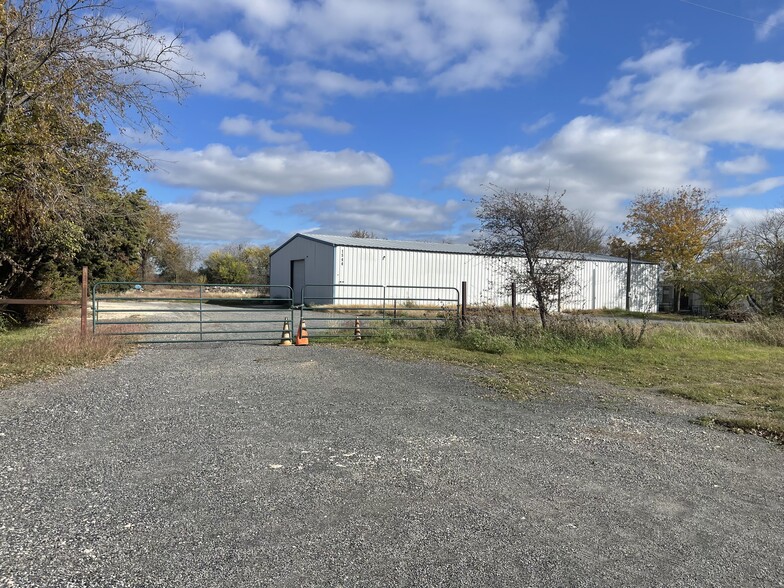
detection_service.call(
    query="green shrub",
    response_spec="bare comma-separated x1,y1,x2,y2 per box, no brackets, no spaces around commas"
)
460,328,515,355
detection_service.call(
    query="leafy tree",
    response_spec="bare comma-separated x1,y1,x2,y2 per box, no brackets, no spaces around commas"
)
156,242,200,283
692,231,759,318
472,187,575,328
198,245,271,285
138,196,178,282
621,186,726,312
200,251,251,284
0,0,193,307
241,245,272,283
73,189,149,283
749,210,784,314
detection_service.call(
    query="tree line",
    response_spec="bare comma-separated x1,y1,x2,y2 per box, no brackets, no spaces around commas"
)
0,0,195,320
474,186,784,325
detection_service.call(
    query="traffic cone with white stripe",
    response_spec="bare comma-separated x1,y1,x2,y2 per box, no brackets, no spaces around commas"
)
295,318,309,346
353,318,362,341
279,319,292,346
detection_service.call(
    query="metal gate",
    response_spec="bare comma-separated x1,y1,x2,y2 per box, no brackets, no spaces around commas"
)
92,281,294,344
298,284,460,338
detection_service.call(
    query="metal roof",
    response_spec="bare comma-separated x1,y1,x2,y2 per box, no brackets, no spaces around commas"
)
272,233,655,264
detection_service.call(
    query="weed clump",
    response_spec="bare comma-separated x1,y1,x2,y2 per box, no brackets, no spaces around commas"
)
460,328,516,355
735,318,784,347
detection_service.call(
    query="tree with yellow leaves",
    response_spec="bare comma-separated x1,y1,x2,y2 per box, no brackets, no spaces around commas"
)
621,187,726,313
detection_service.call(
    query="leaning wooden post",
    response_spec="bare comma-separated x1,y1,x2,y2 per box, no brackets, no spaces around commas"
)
461,281,467,325
511,282,517,321
80,266,88,339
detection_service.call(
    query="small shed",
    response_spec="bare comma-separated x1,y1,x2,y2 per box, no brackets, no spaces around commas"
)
269,233,659,312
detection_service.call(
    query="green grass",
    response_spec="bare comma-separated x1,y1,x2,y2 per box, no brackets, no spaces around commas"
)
354,317,784,443
0,316,134,389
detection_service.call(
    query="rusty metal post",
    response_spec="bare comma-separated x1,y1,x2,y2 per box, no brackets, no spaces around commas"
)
626,249,632,311
461,281,467,325
80,266,88,338
511,282,517,321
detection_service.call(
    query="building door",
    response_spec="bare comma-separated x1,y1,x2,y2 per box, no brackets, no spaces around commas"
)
291,259,305,304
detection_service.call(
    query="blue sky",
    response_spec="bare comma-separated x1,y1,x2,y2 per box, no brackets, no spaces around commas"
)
127,0,784,248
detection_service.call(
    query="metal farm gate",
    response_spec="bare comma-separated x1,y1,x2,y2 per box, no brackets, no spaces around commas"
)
92,281,460,344
298,284,460,339
92,282,294,344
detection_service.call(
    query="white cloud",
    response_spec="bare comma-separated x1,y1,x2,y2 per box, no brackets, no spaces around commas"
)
600,41,784,148
448,116,707,224
727,207,784,229
295,193,464,236
280,112,353,134
149,144,393,195
720,176,784,198
163,203,274,243
219,116,303,144
620,40,689,74
522,113,555,134
191,191,260,205
283,63,417,98
757,7,784,40
716,155,768,175
182,31,272,101
159,0,565,95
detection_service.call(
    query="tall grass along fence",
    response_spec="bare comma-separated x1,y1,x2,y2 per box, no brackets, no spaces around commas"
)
0,267,90,336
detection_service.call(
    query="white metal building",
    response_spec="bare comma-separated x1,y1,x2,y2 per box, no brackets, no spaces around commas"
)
269,233,659,312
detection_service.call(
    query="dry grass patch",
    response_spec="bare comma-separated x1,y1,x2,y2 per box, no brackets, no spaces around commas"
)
353,315,784,444
0,317,135,389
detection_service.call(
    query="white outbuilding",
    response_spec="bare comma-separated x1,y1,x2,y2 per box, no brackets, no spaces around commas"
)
269,233,659,312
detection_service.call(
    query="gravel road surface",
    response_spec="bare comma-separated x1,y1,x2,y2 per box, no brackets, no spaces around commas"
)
1,343,782,587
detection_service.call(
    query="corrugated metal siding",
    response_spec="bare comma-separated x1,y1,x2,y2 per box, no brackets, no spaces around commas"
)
271,237,659,312
335,245,658,312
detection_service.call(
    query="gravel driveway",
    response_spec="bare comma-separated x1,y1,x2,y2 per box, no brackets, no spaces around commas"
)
1,344,782,587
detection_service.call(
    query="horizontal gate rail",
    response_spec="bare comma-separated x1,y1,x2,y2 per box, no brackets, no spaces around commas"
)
300,284,460,339
93,281,294,344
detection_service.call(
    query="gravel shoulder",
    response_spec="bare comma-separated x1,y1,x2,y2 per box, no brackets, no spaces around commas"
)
1,343,782,587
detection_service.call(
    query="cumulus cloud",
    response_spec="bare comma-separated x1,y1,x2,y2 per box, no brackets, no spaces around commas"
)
148,144,393,195
280,112,353,134
448,116,707,224
219,116,303,144
294,193,464,237
716,155,768,175
163,203,275,243
720,176,784,198
159,0,565,96
599,41,784,148
182,31,272,101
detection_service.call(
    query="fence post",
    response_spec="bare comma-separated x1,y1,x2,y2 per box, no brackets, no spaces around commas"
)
199,284,204,342
461,281,467,325
511,282,517,321
626,249,632,311
80,266,88,338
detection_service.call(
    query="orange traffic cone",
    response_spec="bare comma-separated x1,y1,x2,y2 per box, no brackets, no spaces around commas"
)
279,319,292,346
295,318,309,346
353,318,362,341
